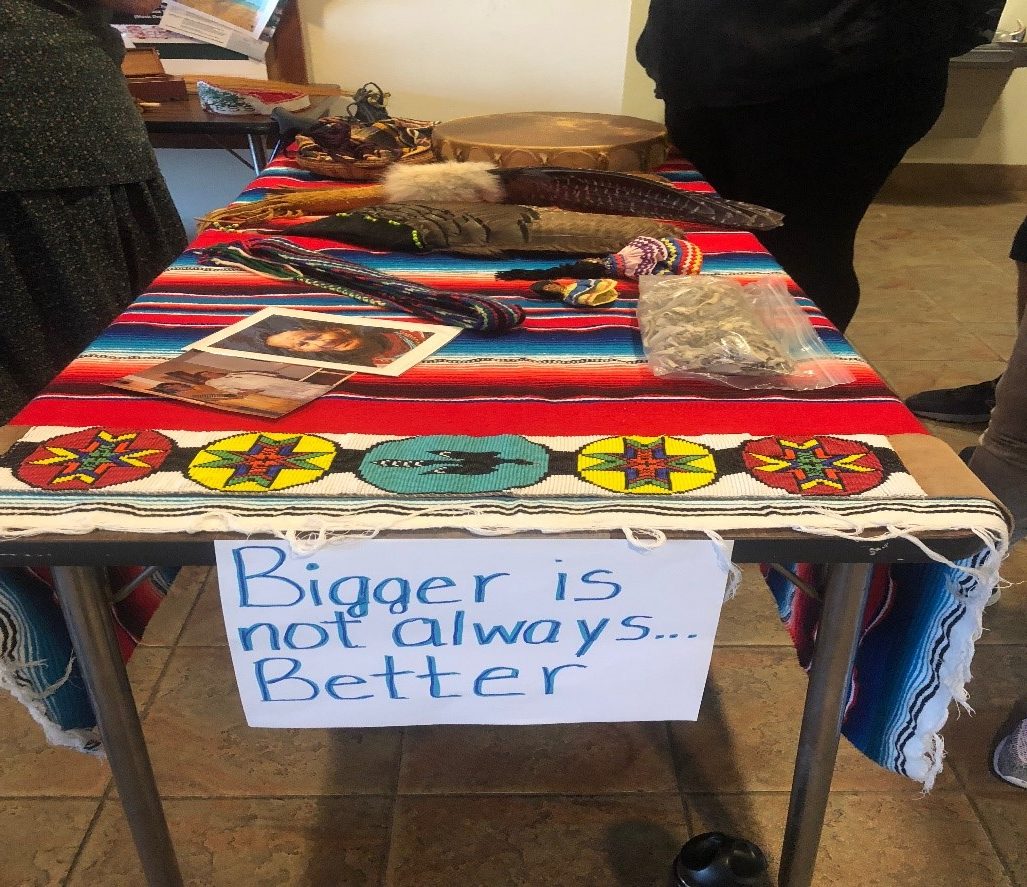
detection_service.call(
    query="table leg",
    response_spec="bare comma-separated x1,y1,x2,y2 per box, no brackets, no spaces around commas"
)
51,566,183,887
247,134,268,172
777,562,872,887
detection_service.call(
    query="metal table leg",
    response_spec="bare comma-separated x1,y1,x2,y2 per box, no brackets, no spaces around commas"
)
51,566,183,887
778,562,873,887
246,133,268,172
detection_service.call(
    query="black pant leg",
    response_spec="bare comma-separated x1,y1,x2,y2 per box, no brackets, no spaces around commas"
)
665,62,949,331
660,105,737,197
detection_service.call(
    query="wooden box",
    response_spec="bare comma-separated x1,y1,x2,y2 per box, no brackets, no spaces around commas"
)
122,48,188,102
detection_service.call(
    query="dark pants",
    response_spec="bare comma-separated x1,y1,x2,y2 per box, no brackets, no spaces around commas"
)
665,62,950,331
979,216,1027,476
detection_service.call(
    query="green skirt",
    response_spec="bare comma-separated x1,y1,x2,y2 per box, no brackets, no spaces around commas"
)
0,178,187,422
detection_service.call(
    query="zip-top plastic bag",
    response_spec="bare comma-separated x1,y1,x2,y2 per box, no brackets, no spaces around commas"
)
636,275,854,390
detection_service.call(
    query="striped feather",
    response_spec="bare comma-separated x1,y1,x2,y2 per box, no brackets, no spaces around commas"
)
491,167,785,230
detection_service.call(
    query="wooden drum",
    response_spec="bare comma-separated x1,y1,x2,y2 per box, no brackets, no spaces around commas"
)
431,111,669,172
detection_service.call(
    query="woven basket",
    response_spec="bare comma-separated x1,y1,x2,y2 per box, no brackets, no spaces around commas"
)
295,147,435,182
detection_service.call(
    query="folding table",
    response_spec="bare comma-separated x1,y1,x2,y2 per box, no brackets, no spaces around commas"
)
0,157,1007,887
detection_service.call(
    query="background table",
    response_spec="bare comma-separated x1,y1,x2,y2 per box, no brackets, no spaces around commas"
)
141,93,341,171
142,95,280,171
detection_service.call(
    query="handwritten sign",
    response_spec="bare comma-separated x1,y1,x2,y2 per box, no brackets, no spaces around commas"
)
214,539,731,727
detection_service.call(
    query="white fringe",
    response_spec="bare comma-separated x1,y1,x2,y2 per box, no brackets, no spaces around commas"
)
277,526,380,556
2,492,1008,780
703,530,742,600
0,656,102,756
621,526,667,550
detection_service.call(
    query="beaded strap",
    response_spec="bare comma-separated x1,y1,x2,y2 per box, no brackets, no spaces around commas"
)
194,237,525,334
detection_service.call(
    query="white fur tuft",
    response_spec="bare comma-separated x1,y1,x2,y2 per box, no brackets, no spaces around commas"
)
382,161,504,203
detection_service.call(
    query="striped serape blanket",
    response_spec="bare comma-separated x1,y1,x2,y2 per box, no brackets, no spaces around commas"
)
764,550,1001,787
12,160,919,437
0,156,1007,787
0,566,177,752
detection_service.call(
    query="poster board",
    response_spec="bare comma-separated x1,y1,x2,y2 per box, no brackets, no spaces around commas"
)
215,538,732,728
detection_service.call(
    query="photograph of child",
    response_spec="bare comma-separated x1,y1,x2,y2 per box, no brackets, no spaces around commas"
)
188,308,461,376
108,352,350,418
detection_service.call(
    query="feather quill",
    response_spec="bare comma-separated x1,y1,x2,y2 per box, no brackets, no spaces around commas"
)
486,165,776,228
199,162,784,233
490,167,784,230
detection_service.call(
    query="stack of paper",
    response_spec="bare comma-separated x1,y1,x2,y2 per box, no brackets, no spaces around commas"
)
160,0,287,60
112,0,287,62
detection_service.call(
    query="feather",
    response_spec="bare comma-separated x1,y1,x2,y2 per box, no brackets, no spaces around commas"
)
489,167,784,230
289,202,685,256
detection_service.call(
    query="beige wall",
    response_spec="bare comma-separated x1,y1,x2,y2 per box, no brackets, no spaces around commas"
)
908,0,1027,164
620,0,661,120
297,0,1027,165
298,0,634,120
906,67,1027,164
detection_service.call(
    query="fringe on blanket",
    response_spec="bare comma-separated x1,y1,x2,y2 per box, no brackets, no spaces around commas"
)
0,566,178,753
763,524,1006,789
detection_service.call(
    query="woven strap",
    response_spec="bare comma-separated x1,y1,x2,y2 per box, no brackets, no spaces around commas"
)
193,237,525,333
496,235,703,282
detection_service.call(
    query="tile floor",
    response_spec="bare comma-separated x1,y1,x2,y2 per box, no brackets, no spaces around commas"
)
2,194,1027,886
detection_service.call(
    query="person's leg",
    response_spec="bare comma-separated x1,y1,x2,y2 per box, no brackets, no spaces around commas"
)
661,105,738,200
756,222,861,332
973,303,1027,786
974,283,1027,791
666,61,949,332
1016,258,1027,324
904,215,1027,422
667,109,864,327
967,297,1027,543
666,101,861,329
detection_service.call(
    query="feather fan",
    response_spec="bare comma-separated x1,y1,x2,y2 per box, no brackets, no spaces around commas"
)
289,202,684,256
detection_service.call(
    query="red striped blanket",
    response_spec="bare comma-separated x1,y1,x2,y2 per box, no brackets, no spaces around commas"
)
12,158,923,438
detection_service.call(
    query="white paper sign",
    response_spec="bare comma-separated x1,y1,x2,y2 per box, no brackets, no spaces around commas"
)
214,539,731,728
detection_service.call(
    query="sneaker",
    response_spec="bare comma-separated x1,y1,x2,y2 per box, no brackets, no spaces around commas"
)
993,718,1027,789
904,377,1000,423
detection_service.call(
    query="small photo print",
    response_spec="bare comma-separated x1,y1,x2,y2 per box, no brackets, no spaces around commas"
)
188,308,461,376
107,352,351,419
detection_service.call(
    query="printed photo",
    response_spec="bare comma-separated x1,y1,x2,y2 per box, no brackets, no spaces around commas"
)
188,308,461,376
108,352,350,418
170,0,280,36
